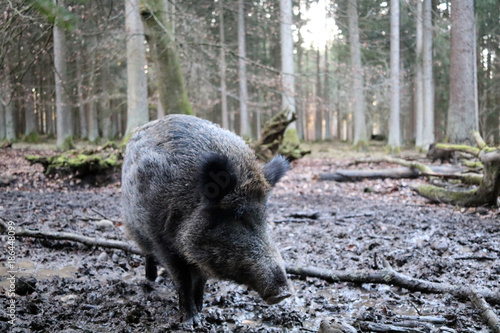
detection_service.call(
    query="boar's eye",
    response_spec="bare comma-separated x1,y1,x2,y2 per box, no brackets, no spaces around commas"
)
262,155,290,186
198,153,237,206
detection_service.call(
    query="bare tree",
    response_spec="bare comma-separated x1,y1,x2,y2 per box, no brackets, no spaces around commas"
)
388,0,401,151
280,0,296,133
53,0,73,149
238,0,250,137
219,0,229,129
422,0,434,149
125,0,149,135
447,0,478,144
347,0,367,147
414,0,424,149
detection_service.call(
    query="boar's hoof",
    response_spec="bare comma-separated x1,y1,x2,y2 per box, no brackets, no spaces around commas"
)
182,314,200,327
264,291,291,305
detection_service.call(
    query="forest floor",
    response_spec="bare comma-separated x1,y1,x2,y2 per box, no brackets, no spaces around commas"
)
0,143,499,333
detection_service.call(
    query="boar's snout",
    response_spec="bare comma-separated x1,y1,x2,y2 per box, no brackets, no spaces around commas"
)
257,264,291,305
264,288,291,305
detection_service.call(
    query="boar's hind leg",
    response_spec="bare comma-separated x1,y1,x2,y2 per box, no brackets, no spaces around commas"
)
166,255,205,325
145,255,158,281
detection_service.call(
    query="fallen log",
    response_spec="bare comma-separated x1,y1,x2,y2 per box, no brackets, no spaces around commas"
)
319,165,475,183
25,142,122,186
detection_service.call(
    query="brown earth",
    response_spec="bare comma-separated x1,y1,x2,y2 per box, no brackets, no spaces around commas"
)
0,145,499,332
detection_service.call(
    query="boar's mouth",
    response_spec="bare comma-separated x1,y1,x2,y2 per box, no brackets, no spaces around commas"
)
263,291,291,305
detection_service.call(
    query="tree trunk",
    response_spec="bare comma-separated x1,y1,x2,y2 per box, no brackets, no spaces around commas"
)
1,70,15,142
219,0,229,129
125,0,149,136
280,0,298,143
87,37,99,143
100,62,112,141
24,68,38,138
388,0,401,151
347,0,367,148
53,1,73,149
315,49,322,141
0,94,4,140
238,0,250,137
76,51,87,139
447,0,478,144
296,25,304,140
324,44,331,141
414,0,424,149
422,0,434,149
140,0,192,116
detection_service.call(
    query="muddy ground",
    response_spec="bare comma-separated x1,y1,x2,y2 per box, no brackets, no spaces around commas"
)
0,146,499,332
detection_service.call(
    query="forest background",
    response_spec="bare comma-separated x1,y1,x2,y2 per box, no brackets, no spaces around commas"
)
0,0,498,152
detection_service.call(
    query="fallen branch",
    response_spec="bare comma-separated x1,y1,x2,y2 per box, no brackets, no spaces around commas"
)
284,264,500,305
0,219,141,255
468,287,500,333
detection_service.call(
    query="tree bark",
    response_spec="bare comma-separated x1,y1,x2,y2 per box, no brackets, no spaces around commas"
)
125,0,149,136
219,0,229,129
87,37,99,143
388,0,401,151
324,44,331,141
1,69,16,142
140,0,192,116
53,0,73,149
315,49,323,141
414,0,424,149
447,0,478,144
347,0,367,148
280,0,298,142
76,51,87,139
100,64,112,141
238,0,250,137
24,68,38,138
422,0,434,150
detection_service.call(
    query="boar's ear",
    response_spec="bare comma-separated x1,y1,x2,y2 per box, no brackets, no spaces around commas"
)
262,155,290,187
198,153,237,206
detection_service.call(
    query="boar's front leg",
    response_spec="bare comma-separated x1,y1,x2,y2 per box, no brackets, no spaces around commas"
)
166,254,206,325
145,255,158,281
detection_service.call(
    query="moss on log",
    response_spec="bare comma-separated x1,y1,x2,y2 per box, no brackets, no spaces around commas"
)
26,145,122,183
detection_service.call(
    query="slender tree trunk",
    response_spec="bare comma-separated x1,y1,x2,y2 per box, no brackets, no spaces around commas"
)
100,62,111,140
348,0,367,147
422,0,435,149
296,26,304,140
125,0,149,135
238,0,250,137
1,69,15,142
415,0,424,149
388,0,401,151
53,1,73,149
280,0,298,140
156,98,165,119
24,68,37,137
219,0,229,129
87,38,99,142
324,44,331,141
140,0,192,116
315,49,323,141
447,0,478,144
0,89,4,140
76,52,87,139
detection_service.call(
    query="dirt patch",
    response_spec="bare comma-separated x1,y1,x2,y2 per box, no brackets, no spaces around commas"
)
0,147,499,332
